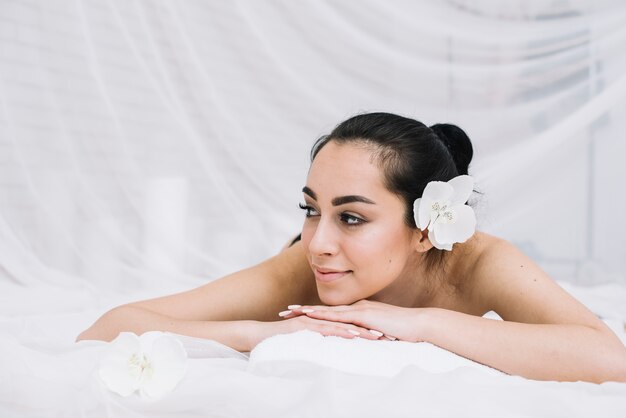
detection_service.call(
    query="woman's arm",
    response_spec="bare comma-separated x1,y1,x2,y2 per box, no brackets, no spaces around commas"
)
77,302,382,350
76,242,318,346
421,239,626,383
419,308,626,382
76,305,260,351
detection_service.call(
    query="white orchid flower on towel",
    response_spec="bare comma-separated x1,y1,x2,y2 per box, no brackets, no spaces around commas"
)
413,175,477,251
98,331,187,399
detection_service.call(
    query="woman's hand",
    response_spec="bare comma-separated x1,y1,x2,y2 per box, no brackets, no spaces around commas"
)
250,312,383,349
279,300,426,342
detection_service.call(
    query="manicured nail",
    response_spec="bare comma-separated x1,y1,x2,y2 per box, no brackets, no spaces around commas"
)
385,335,397,341
278,310,292,317
348,329,360,336
368,329,384,337
287,305,301,310
301,309,315,313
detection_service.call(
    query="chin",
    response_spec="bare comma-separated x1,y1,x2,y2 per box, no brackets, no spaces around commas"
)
317,288,359,306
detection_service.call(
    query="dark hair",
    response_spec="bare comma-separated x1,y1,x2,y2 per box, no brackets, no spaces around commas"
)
310,112,475,274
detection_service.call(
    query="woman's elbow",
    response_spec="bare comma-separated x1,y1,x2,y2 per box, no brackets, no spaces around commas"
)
75,328,100,342
74,306,127,343
590,344,626,383
605,350,626,383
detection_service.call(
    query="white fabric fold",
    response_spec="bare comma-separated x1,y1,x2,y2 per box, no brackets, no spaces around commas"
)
249,329,503,377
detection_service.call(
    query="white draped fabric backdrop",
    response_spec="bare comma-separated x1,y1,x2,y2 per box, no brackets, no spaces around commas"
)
0,0,625,299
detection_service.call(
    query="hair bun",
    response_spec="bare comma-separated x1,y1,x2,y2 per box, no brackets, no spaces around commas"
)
430,123,473,175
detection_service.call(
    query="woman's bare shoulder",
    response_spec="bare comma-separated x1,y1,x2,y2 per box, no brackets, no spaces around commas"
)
444,231,524,313
467,230,505,251
468,231,536,274
267,241,320,304
461,232,604,328
458,231,530,293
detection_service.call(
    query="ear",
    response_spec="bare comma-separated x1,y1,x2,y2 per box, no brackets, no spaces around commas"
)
412,228,434,253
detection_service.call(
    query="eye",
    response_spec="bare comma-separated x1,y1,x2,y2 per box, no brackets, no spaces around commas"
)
298,203,319,218
340,213,365,226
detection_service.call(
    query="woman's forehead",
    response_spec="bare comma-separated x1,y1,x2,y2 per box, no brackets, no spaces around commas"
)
306,142,388,199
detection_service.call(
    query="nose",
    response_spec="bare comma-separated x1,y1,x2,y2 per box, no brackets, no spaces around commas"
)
307,217,340,257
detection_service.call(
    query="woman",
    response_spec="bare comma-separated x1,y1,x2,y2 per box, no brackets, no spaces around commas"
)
77,112,626,383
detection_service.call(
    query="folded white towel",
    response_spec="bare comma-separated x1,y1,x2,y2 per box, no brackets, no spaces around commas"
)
249,330,503,377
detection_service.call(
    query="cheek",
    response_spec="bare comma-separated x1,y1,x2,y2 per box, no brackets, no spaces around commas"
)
349,226,405,262
348,228,410,283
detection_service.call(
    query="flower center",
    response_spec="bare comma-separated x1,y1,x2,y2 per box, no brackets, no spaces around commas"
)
128,352,155,381
430,200,456,225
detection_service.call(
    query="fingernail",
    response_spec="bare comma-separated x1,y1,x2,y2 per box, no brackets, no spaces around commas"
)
386,335,397,341
348,329,360,336
368,329,384,337
287,305,301,310
301,309,315,313
278,310,292,317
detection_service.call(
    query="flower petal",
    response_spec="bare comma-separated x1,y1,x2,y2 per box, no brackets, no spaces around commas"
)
422,181,453,202
428,227,452,251
448,175,474,206
432,205,476,245
138,331,167,352
413,198,430,230
98,332,141,397
140,335,188,399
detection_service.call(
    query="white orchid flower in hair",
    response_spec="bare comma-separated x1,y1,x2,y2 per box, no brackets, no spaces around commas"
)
98,331,187,399
413,175,477,251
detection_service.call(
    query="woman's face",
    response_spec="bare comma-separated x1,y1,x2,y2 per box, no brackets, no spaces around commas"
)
300,141,420,305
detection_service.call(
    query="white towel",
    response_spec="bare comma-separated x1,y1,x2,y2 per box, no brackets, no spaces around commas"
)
249,330,503,377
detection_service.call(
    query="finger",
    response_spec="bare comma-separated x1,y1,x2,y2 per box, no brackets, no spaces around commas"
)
280,305,325,318
318,326,359,339
302,309,387,340
314,324,380,340
302,307,364,326
305,318,380,341
305,311,385,340
296,304,353,313
277,309,307,319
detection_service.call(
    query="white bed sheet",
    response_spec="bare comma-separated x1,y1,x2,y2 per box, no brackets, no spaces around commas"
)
1,280,625,418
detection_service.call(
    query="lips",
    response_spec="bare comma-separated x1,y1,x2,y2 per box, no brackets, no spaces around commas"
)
312,265,352,283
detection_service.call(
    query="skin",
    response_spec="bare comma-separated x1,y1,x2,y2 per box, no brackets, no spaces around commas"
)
77,140,626,383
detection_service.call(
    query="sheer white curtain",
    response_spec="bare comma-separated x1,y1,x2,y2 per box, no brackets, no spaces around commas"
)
0,0,625,294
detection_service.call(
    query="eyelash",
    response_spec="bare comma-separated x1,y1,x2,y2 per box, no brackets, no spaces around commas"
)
298,203,365,226
298,202,317,217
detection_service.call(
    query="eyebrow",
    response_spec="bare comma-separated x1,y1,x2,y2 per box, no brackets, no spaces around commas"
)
302,186,376,206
